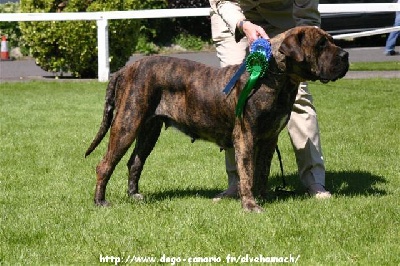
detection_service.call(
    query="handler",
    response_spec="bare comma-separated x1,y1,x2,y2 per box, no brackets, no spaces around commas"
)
209,0,331,199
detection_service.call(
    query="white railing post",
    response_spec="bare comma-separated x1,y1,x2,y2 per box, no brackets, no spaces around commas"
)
97,17,110,82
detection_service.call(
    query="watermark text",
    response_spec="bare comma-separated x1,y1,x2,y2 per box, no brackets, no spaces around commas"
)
99,253,301,265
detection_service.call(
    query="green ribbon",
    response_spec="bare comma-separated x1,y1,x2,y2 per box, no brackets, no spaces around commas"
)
235,51,269,117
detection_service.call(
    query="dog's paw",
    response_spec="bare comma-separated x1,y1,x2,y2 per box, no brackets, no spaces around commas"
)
129,193,144,201
94,199,111,207
242,201,264,213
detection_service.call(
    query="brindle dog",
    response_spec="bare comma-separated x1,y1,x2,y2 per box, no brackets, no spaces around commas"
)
85,26,349,212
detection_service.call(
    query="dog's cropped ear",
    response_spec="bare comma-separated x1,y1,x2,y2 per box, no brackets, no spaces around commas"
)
279,31,305,62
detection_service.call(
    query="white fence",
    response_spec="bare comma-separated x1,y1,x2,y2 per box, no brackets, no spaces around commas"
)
1,3,399,81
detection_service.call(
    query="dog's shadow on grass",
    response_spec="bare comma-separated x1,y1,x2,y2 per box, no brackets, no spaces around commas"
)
145,170,387,203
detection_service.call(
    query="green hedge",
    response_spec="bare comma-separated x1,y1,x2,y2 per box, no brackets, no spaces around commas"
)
167,0,211,40
2,0,212,77
19,0,145,78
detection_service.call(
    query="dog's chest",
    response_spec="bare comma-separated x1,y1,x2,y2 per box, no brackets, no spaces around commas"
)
255,111,290,140
251,83,296,139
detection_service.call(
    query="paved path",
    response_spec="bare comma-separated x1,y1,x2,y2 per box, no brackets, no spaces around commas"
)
0,46,399,82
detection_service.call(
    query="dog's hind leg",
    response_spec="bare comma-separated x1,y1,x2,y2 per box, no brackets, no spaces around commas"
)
95,143,133,206
127,118,163,200
94,112,142,206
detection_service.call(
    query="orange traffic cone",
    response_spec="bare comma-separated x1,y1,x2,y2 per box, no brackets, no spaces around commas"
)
1,36,10,61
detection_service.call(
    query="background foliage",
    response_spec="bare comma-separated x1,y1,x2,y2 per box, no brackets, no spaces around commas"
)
136,0,212,54
167,0,211,40
1,0,213,76
19,0,143,78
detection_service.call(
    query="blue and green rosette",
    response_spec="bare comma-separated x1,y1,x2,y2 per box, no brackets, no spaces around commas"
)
223,38,272,117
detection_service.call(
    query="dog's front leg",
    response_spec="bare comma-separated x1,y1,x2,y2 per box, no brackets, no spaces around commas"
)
233,127,263,213
253,136,278,198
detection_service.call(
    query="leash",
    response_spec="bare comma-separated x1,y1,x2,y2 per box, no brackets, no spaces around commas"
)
275,145,285,187
274,145,295,196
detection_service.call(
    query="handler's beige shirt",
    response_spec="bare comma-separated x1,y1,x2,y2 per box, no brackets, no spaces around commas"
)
210,0,320,37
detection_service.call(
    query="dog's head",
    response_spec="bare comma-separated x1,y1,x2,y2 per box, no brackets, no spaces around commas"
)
278,26,349,83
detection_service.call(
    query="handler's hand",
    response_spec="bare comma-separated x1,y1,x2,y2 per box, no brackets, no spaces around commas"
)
240,21,269,44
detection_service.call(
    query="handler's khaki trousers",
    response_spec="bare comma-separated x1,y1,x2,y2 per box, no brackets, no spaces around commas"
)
212,14,325,188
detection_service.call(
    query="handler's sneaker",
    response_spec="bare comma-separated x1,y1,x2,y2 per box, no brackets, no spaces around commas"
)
308,183,331,199
385,50,399,56
212,185,238,202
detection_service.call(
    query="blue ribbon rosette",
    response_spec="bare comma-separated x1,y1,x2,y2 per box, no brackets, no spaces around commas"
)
222,38,272,117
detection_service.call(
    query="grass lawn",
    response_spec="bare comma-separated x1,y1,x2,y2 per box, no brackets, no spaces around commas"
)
1,79,399,265
349,61,400,71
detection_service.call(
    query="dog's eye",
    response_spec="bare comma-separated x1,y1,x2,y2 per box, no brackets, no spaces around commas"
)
317,38,327,50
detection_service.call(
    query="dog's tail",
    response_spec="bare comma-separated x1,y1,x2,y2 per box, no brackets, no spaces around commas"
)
85,71,121,157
